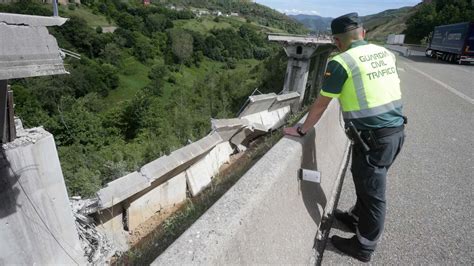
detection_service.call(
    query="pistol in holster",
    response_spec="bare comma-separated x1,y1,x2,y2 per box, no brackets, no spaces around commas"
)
345,122,372,153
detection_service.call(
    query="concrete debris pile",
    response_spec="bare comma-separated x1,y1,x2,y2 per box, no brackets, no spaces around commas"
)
71,197,115,264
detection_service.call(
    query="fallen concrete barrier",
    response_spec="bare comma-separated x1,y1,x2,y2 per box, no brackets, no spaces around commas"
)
153,100,350,264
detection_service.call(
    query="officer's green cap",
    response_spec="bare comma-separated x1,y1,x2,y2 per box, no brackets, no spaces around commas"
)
331,12,362,34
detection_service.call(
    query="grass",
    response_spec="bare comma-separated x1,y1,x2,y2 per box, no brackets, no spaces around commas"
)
60,5,115,28
104,56,151,105
174,17,233,35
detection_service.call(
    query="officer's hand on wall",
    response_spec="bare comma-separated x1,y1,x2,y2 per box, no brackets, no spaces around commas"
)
283,127,302,137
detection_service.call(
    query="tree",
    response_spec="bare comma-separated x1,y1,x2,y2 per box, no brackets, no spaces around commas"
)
170,29,194,64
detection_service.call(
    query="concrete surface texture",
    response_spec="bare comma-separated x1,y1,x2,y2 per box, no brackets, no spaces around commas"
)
0,13,68,79
239,93,277,117
268,92,300,111
128,172,187,231
0,128,85,264
97,171,150,209
153,100,349,265
96,205,129,252
322,50,474,264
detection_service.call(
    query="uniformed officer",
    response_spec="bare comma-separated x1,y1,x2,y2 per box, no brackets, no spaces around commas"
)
283,13,406,262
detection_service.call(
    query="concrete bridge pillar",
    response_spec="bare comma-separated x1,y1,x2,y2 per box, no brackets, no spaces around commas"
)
269,34,335,109
0,125,85,264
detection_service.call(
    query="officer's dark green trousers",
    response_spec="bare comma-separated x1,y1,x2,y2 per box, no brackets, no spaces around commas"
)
349,129,405,251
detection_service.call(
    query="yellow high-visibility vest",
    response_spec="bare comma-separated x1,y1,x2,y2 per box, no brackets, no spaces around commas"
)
323,44,402,120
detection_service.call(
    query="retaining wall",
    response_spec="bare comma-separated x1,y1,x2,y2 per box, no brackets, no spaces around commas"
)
153,100,350,264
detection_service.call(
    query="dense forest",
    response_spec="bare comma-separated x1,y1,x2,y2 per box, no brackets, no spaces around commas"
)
0,0,307,196
404,0,474,43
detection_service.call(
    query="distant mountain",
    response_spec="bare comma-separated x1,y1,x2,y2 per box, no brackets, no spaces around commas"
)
289,14,332,33
290,5,420,42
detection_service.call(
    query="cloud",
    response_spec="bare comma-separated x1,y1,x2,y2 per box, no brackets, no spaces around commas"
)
278,8,320,15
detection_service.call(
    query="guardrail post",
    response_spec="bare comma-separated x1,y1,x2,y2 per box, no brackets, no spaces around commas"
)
0,80,8,144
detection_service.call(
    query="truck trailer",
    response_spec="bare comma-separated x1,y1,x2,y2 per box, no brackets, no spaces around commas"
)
425,22,474,64
386,34,405,45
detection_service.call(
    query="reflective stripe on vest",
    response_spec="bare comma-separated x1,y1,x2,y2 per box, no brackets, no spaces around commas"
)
332,44,402,119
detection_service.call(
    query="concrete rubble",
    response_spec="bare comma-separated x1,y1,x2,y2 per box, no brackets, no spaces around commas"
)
71,197,115,264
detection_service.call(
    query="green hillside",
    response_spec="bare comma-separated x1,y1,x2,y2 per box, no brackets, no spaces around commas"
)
361,6,417,43
0,1,298,196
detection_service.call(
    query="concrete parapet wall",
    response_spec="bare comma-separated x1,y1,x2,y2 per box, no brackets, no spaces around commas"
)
153,100,349,264
0,128,85,264
92,92,298,251
98,172,150,209
128,173,187,231
239,93,277,117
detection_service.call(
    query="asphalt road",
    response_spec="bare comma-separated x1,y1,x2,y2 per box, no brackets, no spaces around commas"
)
322,52,474,264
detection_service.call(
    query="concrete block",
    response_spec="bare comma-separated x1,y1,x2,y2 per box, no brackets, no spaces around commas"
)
241,112,264,126
211,118,249,130
127,173,187,231
260,110,282,130
141,133,222,183
269,92,300,111
230,126,267,148
141,156,178,182
97,171,150,209
195,132,223,151
0,128,85,264
96,207,129,252
186,156,213,197
211,118,249,141
207,142,234,176
239,93,277,117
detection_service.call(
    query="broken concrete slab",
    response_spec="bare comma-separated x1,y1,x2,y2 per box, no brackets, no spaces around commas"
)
211,118,249,130
95,207,129,252
0,12,68,27
127,173,187,232
140,155,178,182
239,93,277,117
97,172,150,210
194,132,223,151
230,125,268,148
269,92,300,111
207,142,234,176
260,110,281,130
0,18,68,79
241,112,264,127
185,156,214,197
211,118,249,141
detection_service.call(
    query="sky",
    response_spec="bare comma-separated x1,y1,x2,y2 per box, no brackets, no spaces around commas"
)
255,0,422,17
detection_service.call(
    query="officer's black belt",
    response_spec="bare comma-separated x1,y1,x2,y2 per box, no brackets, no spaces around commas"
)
361,124,405,139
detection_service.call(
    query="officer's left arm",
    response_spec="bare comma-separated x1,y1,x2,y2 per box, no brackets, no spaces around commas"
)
283,60,346,137
283,95,332,137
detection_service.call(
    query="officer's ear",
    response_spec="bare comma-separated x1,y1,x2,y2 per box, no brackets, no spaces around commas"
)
333,36,342,51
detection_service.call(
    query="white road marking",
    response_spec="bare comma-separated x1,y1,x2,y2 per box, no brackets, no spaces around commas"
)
397,67,405,72
405,64,474,105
